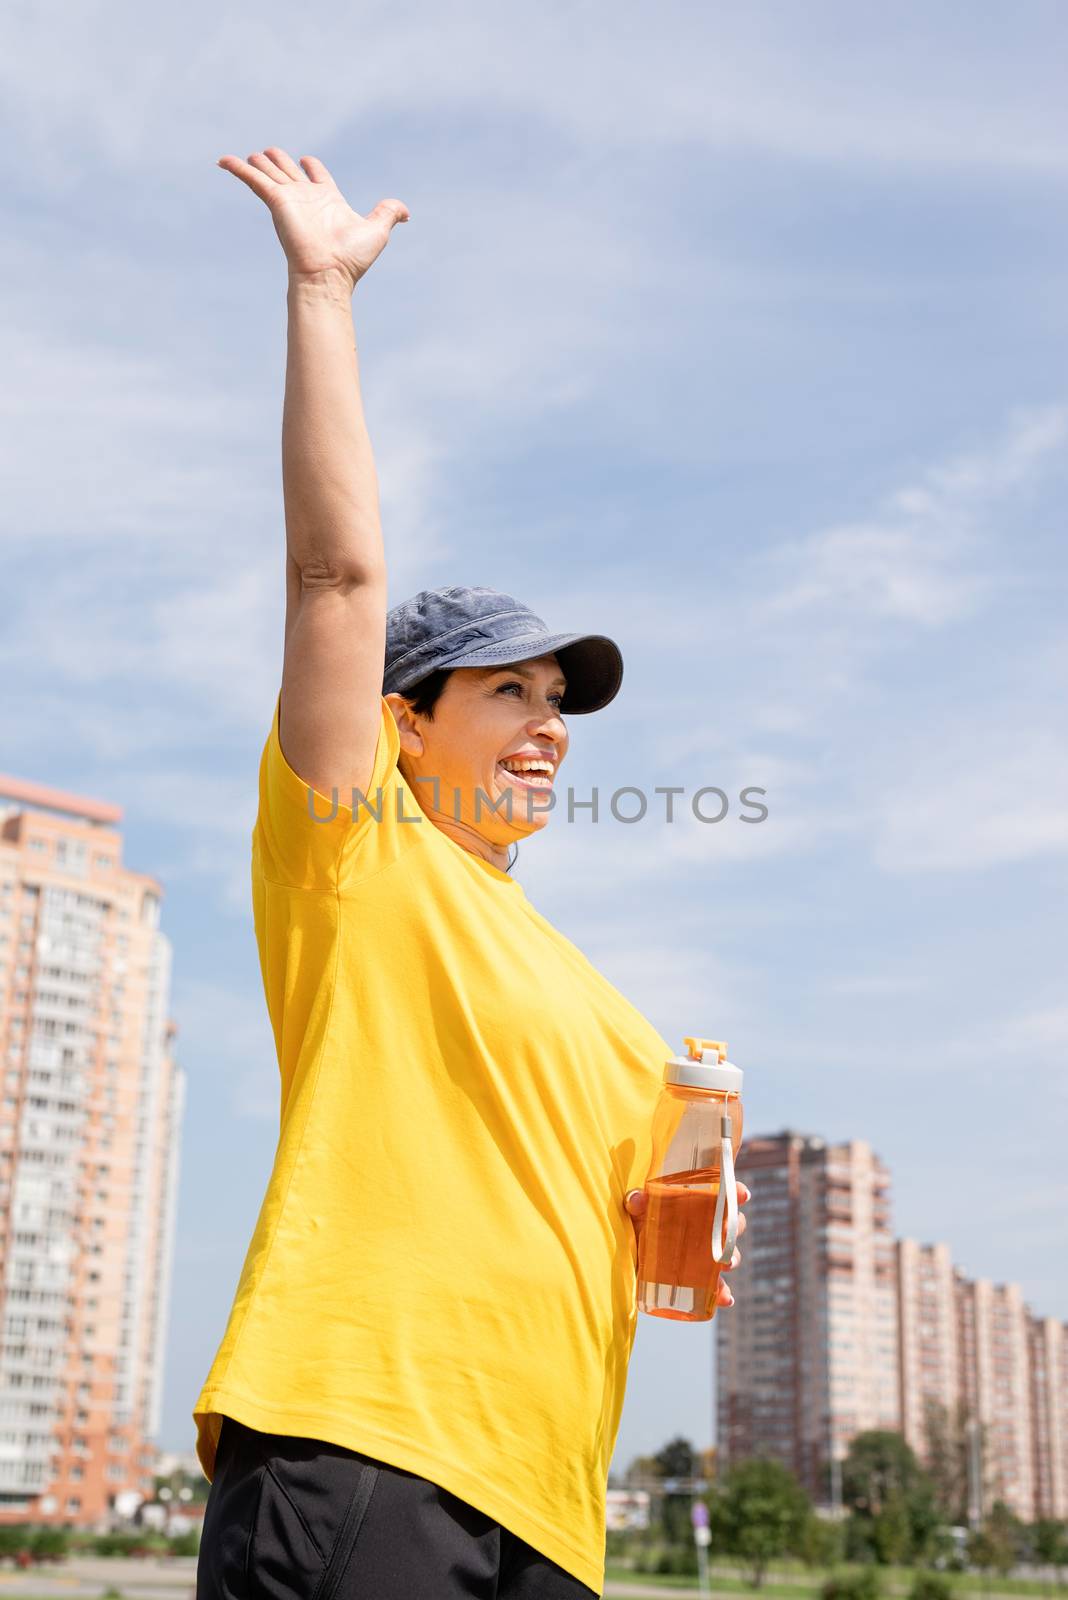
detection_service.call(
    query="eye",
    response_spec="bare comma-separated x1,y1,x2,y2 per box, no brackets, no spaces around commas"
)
496,682,565,710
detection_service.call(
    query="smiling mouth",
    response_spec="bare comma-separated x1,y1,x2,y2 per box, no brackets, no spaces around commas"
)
496,762,554,790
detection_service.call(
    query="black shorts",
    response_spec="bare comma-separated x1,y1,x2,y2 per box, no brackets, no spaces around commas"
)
195,1417,599,1599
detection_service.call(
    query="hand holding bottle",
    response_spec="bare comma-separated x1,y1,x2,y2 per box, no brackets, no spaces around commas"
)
626,1182,750,1308
631,1037,748,1321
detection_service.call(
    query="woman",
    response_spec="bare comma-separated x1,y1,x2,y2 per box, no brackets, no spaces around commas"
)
193,147,750,1600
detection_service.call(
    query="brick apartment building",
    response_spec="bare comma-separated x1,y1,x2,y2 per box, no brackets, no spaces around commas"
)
0,773,184,1524
716,1132,1068,1521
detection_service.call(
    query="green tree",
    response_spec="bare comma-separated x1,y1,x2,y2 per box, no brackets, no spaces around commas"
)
623,1452,661,1487
710,1458,811,1587
651,1436,697,1548
924,1399,992,1525
842,1431,924,1517
654,1436,696,1479
923,1399,969,1524
985,1502,1023,1572
1033,1519,1068,1585
800,1513,844,1572
844,1513,876,1565
969,1506,1018,1583
968,1528,1000,1588
873,1489,912,1566
842,1430,938,1565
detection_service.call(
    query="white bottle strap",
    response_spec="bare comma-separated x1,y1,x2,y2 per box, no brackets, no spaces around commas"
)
711,1111,738,1267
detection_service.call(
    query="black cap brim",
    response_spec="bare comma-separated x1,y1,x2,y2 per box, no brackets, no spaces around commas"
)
438,630,623,714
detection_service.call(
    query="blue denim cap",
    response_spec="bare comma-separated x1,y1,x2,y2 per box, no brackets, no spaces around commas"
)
383,586,623,714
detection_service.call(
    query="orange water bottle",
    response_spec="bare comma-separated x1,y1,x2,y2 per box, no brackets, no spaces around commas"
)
636,1037,743,1321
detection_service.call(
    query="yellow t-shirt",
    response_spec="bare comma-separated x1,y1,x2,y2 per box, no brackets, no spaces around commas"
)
193,693,671,1592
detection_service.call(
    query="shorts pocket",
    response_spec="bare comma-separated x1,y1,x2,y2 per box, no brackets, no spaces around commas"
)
313,1457,380,1600
245,1433,381,1600
248,1457,327,1599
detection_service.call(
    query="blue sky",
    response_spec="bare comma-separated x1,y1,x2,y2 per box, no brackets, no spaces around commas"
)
2,2,1066,1470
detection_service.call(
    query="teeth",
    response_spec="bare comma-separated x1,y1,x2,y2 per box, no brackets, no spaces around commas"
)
498,758,554,788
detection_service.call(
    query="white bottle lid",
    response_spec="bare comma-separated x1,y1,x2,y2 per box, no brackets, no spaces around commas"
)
664,1036,743,1093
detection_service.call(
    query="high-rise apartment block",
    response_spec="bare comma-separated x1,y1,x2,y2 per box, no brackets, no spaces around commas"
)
717,1134,899,1500
717,1133,1068,1521
1030,1319,1068,1523
0,773,183,1525
897,1240,958,1457
955,1278,1034,1519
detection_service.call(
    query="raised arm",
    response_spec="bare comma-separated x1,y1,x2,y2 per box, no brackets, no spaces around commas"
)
215,146,409,799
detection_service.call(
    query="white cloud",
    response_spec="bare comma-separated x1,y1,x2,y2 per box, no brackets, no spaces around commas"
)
872,725,1068,873
823,973,930,997
1012,1005,1068,1056
760,406,1068,626
3,2,1067,185
558,408,1068,878
0,301,267,553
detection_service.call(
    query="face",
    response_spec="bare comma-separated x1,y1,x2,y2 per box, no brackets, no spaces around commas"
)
386,654,569,849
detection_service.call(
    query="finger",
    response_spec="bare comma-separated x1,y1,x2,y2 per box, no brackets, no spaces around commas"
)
737,1210,747,1239
721,1246,741,1271
717,1279,736,1308
300,155,336,186
738,1182,751,1206
262,146,304,181
216,156,280,204
247,152,289,183
367,197,411,228
624,1189,648,1216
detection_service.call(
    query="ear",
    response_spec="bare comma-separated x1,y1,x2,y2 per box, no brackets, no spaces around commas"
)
384,692,426,758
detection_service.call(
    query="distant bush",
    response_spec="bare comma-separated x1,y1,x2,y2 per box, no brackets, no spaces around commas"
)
29,1528,69,1561
631,1542,662,1574
910,1573,952,1600
801,1515,845,1571
92,1534,130,1557
0,1525,31,1559
822,1567,881,1600
652,1543,698,1577
88,1531,166,1558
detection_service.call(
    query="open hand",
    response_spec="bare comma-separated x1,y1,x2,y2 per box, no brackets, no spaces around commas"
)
625,1181,751,1309
215,146,409,292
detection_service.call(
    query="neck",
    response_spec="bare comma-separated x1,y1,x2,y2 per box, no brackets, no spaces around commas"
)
429,815,511,872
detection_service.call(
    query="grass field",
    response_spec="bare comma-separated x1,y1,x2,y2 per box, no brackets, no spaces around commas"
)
603,1562,1066,1597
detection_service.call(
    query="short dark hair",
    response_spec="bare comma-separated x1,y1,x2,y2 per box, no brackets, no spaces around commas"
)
401,667,452,720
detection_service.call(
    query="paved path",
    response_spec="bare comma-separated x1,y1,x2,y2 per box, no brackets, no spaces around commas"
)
0,1564,708,1599
0,1557,194,1598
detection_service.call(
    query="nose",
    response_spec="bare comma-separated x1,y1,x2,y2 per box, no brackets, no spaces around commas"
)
531,706,566,751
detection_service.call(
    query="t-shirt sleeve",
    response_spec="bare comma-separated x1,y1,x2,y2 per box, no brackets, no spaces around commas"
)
253,692,405,891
